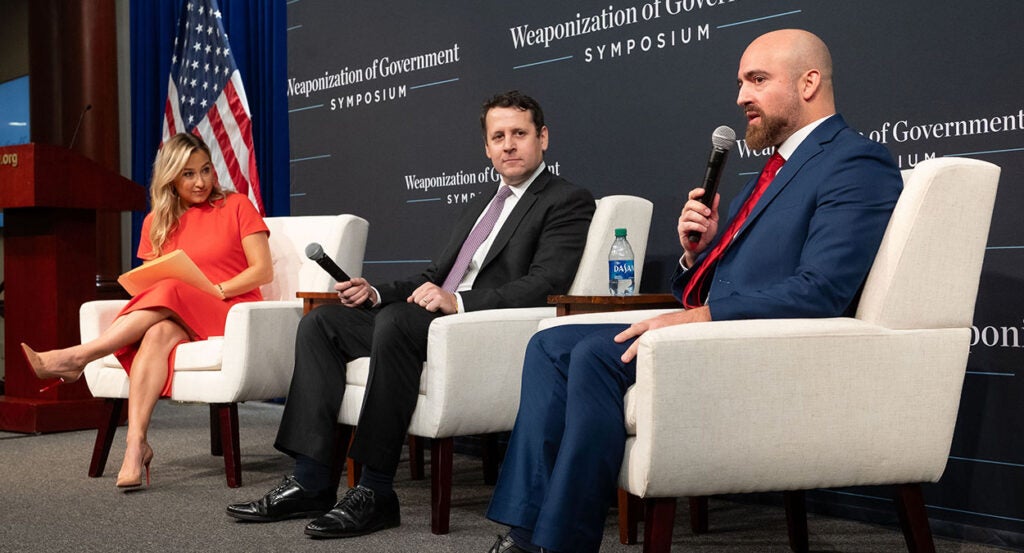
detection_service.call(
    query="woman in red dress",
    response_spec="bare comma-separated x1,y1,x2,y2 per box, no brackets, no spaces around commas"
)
22,133,272,491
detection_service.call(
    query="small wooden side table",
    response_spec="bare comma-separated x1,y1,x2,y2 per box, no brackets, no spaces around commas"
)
546,293,679,317
297,291,341,315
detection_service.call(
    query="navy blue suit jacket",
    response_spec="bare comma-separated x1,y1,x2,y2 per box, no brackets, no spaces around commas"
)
672,114,903,320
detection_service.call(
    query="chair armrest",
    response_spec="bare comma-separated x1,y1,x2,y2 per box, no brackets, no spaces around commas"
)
538,308,681,331
171,300,303,403
623,317,970,497
412,307,556,437
80,300,130,342
80,300,130,387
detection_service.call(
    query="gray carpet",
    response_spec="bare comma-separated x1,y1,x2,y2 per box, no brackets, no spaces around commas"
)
0,401,1009,553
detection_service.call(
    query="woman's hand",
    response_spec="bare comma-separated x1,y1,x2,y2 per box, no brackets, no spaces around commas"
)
218,231,272,298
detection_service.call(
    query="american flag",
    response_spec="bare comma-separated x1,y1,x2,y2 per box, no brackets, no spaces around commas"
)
161,0,265,214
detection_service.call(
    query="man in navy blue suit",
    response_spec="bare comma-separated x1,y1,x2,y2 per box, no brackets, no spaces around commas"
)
485,29,903,553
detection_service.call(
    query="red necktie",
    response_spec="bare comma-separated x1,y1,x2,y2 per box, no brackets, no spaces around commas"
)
682,152,785,309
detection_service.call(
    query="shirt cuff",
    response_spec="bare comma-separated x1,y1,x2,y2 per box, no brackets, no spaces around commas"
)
454,292,466,313
678,255,691,272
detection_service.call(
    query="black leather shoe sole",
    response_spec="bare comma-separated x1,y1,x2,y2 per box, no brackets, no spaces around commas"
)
303,512,400,539
227,506,331,523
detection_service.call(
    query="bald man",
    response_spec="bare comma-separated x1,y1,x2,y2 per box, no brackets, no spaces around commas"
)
484,29,902,553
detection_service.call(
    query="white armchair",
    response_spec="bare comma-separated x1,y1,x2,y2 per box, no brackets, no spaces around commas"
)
81,214,368,487
539,157,1001,552
337,195,654,533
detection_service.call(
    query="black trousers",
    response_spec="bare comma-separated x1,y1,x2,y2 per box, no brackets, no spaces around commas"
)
274,302,442,477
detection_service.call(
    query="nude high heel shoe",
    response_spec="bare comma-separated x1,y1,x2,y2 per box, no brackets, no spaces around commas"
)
20,343,85,392
116,444,154,491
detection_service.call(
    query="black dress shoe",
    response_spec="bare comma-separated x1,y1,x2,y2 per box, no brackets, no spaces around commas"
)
226,475,336,522
304,485,400,539
488,533,531,553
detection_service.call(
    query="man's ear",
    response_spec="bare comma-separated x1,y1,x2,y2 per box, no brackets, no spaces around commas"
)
801,69,821,101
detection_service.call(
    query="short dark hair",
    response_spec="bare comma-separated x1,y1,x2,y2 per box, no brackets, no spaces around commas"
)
480,90,545,137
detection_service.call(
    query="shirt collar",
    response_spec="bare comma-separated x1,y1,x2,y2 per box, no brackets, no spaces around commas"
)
501,161,545,198
775,114,835,160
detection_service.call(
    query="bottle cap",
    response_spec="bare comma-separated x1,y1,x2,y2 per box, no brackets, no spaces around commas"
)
614,228,627,237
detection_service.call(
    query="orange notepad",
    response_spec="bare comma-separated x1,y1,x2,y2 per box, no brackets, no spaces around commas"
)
117,249,219,298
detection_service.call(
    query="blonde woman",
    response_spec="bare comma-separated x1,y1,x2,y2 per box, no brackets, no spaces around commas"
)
22,133,272,491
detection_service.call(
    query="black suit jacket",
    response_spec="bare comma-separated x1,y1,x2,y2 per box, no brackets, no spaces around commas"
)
376,168,595,311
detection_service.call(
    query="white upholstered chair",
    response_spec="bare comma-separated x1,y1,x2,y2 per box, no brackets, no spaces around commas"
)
337,195,654,533
538,157,1000,552
80,214,368,487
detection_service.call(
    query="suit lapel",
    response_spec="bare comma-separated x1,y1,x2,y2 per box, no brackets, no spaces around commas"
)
734,115,847,238
480,169,550,268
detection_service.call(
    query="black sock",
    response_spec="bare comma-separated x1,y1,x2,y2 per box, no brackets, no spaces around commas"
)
357,465,395,497
509,527,542,553
293,454,332,494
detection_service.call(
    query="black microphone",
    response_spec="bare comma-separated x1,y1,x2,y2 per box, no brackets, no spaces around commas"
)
687,125,736,244
68,104,92,150
305,242,373,308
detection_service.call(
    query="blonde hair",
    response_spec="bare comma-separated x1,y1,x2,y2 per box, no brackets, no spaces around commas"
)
147,133,228,257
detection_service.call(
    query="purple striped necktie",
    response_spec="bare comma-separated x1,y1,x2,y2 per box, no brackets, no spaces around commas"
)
441,185,514,292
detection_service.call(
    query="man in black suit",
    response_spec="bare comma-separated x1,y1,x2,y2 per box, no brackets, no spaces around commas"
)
227,90,595,540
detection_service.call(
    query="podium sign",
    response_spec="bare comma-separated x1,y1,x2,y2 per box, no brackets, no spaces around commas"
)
0,143,145,432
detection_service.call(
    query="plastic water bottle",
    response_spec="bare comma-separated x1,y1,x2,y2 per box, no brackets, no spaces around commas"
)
608,228,635,296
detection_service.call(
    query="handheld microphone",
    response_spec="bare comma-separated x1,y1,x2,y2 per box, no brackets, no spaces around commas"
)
305,242,373,308
68,104,92,150
687,125,736,244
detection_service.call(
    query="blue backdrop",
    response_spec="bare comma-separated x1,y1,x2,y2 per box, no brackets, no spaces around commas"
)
283,0,1024,547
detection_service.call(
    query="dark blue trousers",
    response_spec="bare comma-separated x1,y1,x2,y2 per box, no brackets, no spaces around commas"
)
487,324,634,553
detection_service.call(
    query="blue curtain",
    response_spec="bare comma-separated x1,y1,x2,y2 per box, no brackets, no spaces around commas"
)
129,0,289,264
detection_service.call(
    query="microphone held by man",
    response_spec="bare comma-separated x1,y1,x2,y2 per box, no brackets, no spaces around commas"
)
305,242,374,309
686,125,736,244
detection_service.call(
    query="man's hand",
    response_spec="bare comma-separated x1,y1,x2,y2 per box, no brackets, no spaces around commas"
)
679,187,721,266
614,306,712,363
408,282,458,314
336,277,376,308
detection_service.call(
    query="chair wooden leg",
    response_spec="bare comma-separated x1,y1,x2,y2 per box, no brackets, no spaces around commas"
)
213,403,242,488
430,436,453,535
481,433,500,485
689,496,709,534
895,483,936,553
346,430,361,488
784,491,809,553
209,404,223,456
642,497,677,553
409,435,425,480
618,488,642,544
88,398,125,477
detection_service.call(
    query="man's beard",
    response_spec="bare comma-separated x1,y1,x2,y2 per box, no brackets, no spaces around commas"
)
744,109,792,150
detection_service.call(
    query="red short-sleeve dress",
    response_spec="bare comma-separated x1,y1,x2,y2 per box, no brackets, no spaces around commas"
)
114,193,269,396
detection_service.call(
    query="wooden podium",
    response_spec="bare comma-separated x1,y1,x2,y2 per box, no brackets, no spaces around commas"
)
0,143,146,433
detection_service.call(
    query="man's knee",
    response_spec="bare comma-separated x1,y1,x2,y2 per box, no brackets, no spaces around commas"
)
372,303,428,347
297,303,362,344
530,325,582,355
